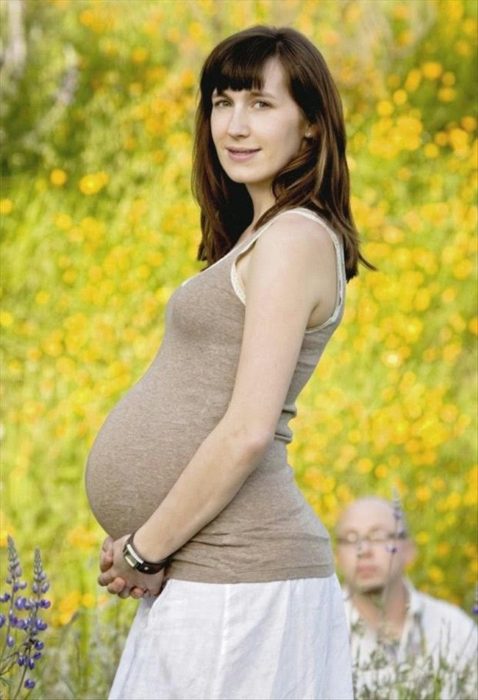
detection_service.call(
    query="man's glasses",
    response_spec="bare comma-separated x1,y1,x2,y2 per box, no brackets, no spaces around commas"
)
337,530,408,548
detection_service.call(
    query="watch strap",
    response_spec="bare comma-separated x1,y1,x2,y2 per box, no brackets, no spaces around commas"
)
122,532,171,574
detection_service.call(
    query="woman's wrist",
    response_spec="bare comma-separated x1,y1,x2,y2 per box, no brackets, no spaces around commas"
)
132,526,172,564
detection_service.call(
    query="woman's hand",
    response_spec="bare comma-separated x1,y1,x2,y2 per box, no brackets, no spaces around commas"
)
98,535,164,599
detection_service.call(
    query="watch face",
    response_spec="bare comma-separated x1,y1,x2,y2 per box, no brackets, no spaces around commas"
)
123,540,168,574
123,548,140,570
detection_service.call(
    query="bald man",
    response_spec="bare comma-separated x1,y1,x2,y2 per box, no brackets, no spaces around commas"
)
335,497,477,700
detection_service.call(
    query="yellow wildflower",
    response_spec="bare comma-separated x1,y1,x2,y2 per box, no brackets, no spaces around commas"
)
422,62,442,80
50,169,67,186
78,171,109,195
0,199,13,214
438,88,456,102
0,311,14,327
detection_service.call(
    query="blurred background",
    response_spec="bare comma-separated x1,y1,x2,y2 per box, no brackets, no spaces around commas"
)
0,0,476,696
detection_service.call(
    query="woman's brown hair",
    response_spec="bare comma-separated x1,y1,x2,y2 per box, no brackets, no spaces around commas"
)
191,25,376,281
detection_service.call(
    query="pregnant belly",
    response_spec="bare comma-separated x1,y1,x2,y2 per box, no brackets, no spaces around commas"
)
85,387,208,538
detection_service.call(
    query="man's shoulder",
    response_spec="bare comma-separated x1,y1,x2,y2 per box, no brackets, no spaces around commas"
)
415,588,476,630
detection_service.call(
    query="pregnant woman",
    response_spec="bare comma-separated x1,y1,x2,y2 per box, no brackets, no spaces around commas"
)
85,24,374,700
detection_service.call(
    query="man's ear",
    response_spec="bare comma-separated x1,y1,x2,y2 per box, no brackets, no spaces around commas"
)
403,539,417,569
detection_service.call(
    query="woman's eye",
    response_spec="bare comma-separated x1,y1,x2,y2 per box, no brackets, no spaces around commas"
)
254,100,270,109
212,99,229,108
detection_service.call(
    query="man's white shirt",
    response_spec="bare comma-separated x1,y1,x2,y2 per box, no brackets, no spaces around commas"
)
342,580,478,699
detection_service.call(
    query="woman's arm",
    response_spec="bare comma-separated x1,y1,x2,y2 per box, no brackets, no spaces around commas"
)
99,215,337,582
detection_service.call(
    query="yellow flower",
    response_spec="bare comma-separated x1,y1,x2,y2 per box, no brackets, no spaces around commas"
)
56,591,81,626
434,131,448,146
422,62,442,80
452,259,472,279
81,593,96,609
405,69,422,92
131,47,148,64
377,100,393,116
381,351,403,368
428,566,444,584
54,213,72,230
0,198,13,214
416,531,430,545
35,290,50,305
461,116,477,132
393,89,407,105
50,169,67,186
374,464,388,479
356,458,373,474
424,143,439,158
0,311,14,328
438,88,456,103
455,40,471,56
78,171,109,196
416,486,431,502
441,71,455,86
392,3,410,20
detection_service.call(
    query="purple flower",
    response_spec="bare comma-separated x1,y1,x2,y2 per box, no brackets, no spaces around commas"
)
472,585,478,616
2,536,52,692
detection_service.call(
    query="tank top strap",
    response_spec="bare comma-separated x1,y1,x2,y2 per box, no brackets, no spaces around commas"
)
231,207,346,317
283,207,346,300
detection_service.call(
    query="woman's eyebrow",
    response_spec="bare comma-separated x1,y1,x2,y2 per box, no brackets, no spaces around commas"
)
213,88,276,99
250,89,276,98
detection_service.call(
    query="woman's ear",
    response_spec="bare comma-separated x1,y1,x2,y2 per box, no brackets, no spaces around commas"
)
304,124,318,141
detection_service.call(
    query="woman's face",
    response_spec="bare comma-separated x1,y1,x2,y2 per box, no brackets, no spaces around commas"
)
210,57,310,198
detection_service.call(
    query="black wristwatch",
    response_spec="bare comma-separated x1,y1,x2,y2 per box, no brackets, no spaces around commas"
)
122,532,171,574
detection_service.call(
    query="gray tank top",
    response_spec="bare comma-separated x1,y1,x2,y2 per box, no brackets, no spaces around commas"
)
85,207,346,583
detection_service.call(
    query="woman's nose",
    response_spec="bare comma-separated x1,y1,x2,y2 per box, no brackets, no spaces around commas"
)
226,108,250,137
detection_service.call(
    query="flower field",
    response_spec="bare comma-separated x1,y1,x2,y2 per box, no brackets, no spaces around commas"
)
0,0,476,696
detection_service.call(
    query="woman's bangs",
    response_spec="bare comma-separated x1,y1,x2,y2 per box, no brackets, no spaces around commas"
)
203,45,278,102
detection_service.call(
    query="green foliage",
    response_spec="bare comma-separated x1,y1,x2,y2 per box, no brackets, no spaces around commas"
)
0,0,476,696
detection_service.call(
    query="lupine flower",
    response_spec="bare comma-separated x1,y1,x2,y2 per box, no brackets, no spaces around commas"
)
391,487,408,538
0,536,51,699
472,584,478,616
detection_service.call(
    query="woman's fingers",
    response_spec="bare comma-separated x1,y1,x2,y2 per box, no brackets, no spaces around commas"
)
130,586,146,599
99,536,115,572
98,569,115,587
107,577,127,594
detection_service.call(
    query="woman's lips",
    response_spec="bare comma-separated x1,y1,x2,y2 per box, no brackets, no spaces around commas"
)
226,148,260,162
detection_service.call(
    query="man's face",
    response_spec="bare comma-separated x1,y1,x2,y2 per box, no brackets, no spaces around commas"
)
335,500,413,594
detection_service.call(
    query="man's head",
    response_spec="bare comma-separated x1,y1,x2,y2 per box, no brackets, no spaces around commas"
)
335,496,416,595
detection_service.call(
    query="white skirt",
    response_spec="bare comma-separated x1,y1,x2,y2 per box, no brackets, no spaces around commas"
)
109,574,353,700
